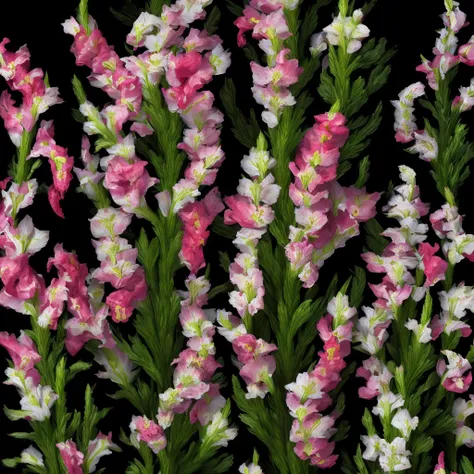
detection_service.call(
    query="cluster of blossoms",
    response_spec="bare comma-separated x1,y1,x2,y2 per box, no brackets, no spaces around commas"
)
361,166,433,320
0,39,73,215
235,0,303,127
63,9,154,328
47,244,114,356
416,0,469,90
89,206,147,324
0,331,57,422
358,356,419,470
63,11,158,217
0,180,52,319
310,8,370,56
56,434,119,474
431,203,474,265
285,293,356,468
392,82,427,145
63,15,144,133
224,140,280,316
156,275,227,431
394,1,474,153
0,38,62,141
219,141,280,399
125,3,233,279
286,112,378,288
126,4,231,215
354,169,420,471
356,166,472,472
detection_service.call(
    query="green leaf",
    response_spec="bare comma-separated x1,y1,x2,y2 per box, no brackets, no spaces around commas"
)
72,75,87,105
2,458,20,468
355,156,370,188
77,0,91,34
220,78,260,148
211,215,238,240
219,251,231,273
350,266,366,308
461,456,474,474
67,361,92,383
226,0,243,17
364,218,389,254
8,432,37,441
110,0,143,26
204,6,221,35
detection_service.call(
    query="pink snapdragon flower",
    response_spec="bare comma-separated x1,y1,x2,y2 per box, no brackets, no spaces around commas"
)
433,452,458,474
459,36,474,65
179,188,224,274
56,440,84,474
437,350,472,393
429,203,474,265
357,357,393,400
0,254,45,315
130,416,167,454
103,157,158,214
29,120,74,217
47,244,115,355
418,242,448,287
0,331,41,384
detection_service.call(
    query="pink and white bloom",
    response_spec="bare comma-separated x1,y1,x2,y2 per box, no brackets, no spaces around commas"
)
130,416,167,454
56,440,84,474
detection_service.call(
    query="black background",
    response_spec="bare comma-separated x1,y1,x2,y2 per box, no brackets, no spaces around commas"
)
1,0,474,472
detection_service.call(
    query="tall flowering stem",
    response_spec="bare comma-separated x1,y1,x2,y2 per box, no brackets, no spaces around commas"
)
344,166,472,473
391,1,474,471
285,289,359,469
63,0,236,472
216,0,390,471
0,40,118,473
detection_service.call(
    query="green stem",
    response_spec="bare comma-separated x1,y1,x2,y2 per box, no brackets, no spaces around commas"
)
13,130,34,184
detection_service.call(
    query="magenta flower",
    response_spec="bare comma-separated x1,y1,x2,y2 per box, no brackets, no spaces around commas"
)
130,415,167,454
239,355,276,398
232,334,278,365
438,350,472,393
56,440,84,474
106,268,147,323
189,383,226,426
0,38,30,81
104,157,158,213
0,331,41,384
224,195,274,229
0,254,45,314
234,7,262,47
179,188,224,274
418,242,448,287
459,38,474,65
